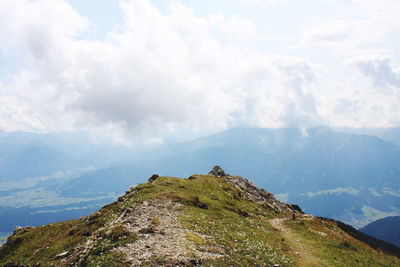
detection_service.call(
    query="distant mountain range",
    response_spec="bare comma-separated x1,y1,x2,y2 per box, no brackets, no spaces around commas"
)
360,216,400,248
340,127,400,146
57,127,400,227
0,127,399,233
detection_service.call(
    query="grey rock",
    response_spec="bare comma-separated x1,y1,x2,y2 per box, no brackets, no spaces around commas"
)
148,174,160,183
186,175,197,180
226,176,298,213
208,166,226,177
55,251,69,259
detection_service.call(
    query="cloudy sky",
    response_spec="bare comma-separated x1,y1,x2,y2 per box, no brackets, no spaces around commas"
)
0,0,399,144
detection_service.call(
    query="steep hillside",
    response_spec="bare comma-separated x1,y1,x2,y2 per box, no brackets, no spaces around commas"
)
1,167,399,266
360,216,400,248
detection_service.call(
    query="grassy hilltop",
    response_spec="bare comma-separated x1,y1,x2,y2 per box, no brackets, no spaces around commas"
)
1,169,399,266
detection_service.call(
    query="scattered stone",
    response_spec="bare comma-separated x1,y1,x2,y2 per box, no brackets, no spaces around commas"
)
13,225,33,234
190,259,202,265
148,174,160,183
139,227,156,234
208,166,226,177
225,176,297,213
116,200,224,265
55,251,69,259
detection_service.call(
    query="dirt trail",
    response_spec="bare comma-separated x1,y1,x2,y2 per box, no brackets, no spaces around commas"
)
269,218,323,267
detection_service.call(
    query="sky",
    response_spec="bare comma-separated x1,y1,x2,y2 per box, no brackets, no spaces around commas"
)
0,0,399,144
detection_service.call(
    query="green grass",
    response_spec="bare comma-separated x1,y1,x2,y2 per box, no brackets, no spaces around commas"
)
0,189,134,266
185,232,204,246
0,220,89,266
284,218,400,266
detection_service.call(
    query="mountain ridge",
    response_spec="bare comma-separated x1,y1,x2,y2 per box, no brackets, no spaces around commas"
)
54,127,400,227
1,167,399,266
360,216,400,248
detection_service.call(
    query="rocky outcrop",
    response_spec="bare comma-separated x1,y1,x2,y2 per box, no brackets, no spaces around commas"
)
223,175,297,213
207,165,298,213
148,174,160,183
208,166,226,177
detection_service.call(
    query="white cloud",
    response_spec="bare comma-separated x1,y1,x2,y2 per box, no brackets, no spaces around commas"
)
0,0,399,143
296,18,390,52
296,0,400,52
0,96,45,132
0,0,326,143
209,12,259,41
350,56,400,92
0,0,89,54
306,187,360,198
